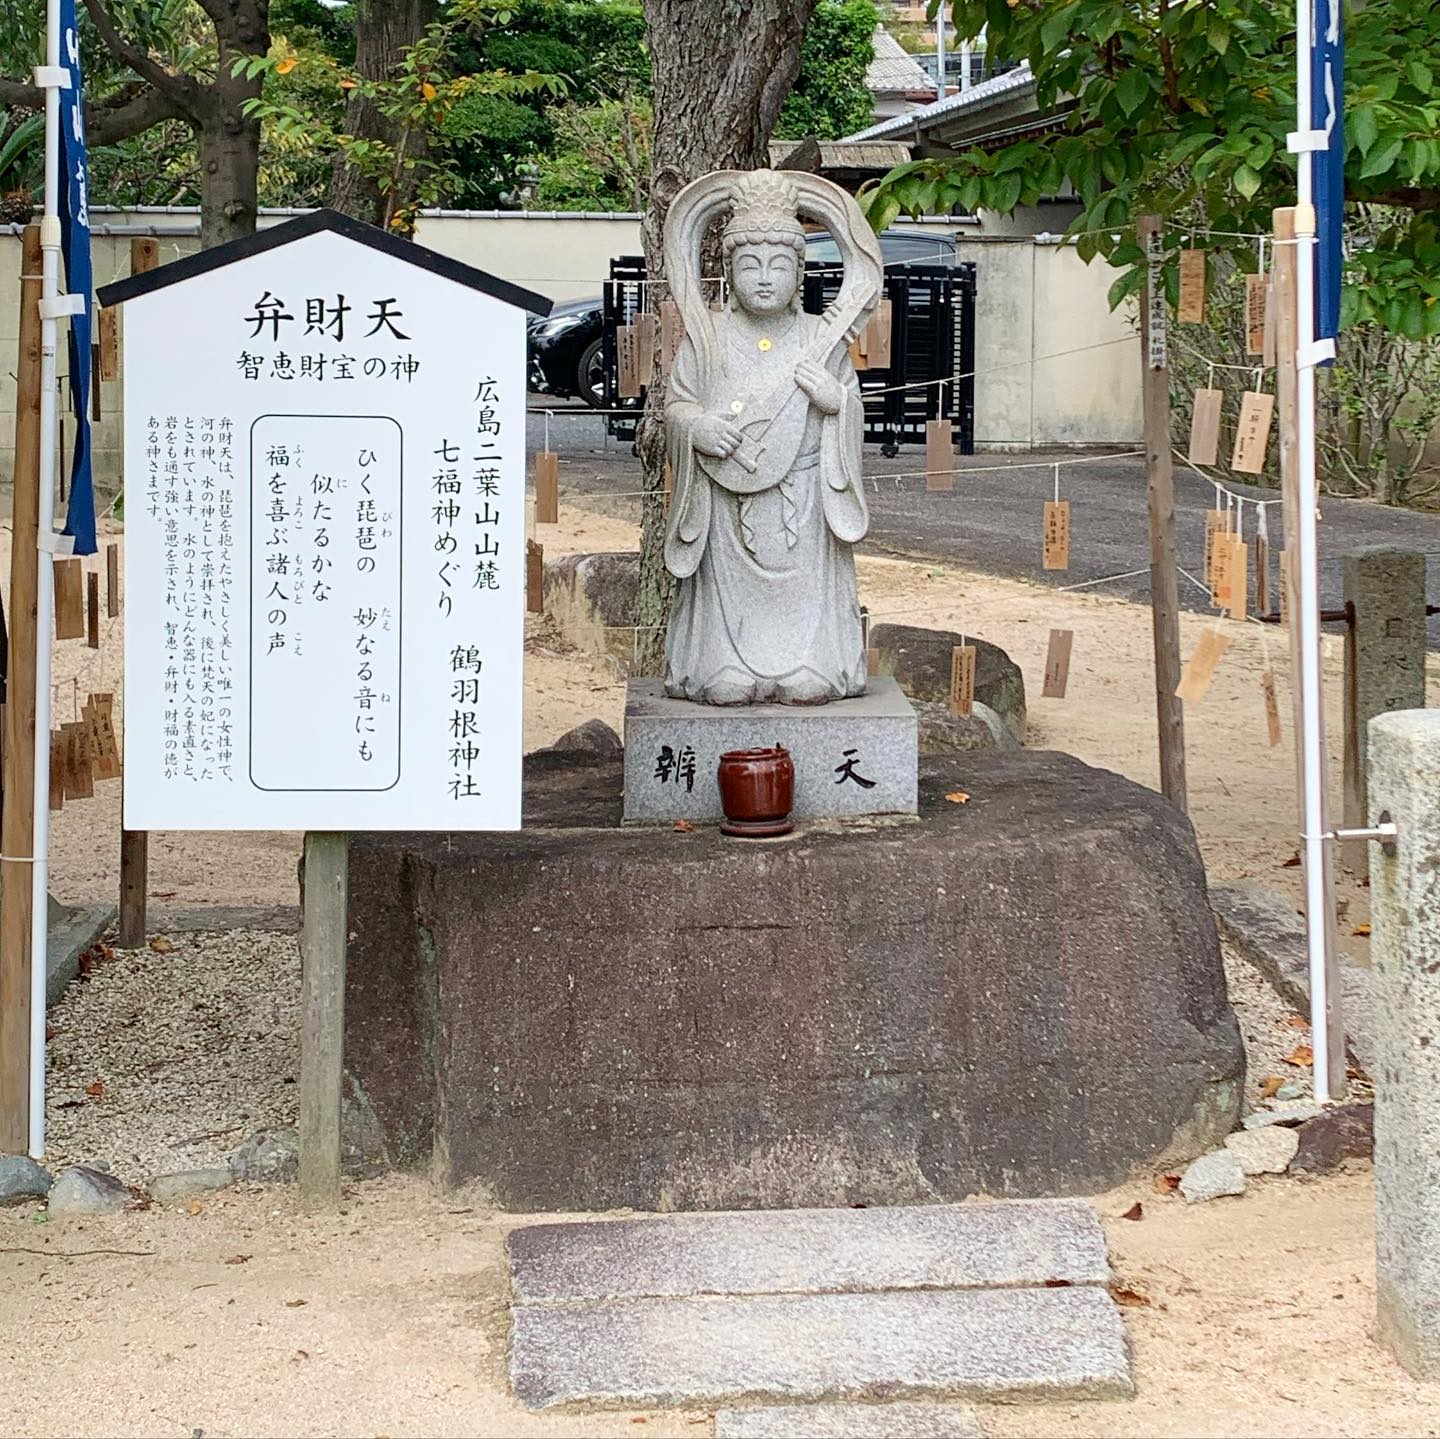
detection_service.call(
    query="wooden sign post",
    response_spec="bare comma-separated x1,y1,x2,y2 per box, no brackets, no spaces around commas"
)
99,210,549,1205
1137,215,1188,812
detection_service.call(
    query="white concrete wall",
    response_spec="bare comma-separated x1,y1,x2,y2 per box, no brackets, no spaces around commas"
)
0,208,1142,490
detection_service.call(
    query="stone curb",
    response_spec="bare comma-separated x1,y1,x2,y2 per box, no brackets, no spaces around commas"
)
46,901,118,1007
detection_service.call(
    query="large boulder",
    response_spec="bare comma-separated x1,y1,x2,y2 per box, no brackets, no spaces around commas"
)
345,749,1241,1211
542,552,640,674
870,624,1026,744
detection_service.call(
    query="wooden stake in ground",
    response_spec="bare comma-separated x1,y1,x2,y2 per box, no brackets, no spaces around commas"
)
1274,205,1345,1099
118,237,158,952
299,831,349,1208
0,224,41,1149
1137,215,1188,812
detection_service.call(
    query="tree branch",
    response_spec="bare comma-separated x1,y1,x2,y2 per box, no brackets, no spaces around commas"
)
0,78,42,111
89,84,186,145
80,0,206,120
1361,187,1440,212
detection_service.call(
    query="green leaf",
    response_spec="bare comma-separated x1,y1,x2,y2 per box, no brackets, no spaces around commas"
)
1233,162,1262,200
1407,60,1433,95
1350,104,1378,156
1361,137,1403,180
988,170,1023,214
1116,67,1150,118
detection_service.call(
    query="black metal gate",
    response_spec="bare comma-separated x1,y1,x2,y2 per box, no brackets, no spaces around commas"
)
600,257,976,456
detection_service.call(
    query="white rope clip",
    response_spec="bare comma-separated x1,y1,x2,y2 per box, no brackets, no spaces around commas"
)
32,65,71,89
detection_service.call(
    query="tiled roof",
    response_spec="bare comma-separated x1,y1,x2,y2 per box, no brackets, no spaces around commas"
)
866,25,936,96
846,62,1036,141
769,139,914,171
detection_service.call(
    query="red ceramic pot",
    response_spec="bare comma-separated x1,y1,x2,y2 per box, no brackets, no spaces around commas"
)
717,745,796,838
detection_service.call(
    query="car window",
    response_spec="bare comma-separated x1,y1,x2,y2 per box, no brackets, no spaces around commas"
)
805,231,951,266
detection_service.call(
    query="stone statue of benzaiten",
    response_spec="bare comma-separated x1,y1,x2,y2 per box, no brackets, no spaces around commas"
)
661,167,883,706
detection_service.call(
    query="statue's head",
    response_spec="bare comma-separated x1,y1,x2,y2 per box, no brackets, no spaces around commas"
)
723,170,805,316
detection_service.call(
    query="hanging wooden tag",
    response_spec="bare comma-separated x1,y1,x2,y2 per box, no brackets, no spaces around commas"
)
950,644,977,717
1178,248,1207,323
1187,388,1224,466
54,558,85,640
616,325,641,399
1262,278,1277,367
634,311,659,383
1261,669,1283,747
63,721,93,800
1231,391,1275,474
84,695,120,780
1245,274,1268,356
1222,537,1249,618
1203,508,1228,586
849,334,869,372
86,571,100,648
1042,629,1074,698
97,304,119,382
866,298,893,368
1042,500,1071,571
96,693,121,777
526,539,544,614
660,299,685,376
106,542,120,616
1254,532,1270,615
1210,528,1234,608
1176,629,1231,702
49,732,64,812
534,450,560,525
926,418,953,492
90,343,102,422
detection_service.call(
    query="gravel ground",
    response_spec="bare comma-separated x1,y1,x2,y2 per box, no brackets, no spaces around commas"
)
45,928,299,1178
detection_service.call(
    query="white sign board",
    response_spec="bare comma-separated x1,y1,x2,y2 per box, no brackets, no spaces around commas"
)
108,215,544,831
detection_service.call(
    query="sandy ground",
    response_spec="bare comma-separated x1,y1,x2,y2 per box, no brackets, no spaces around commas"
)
9,476,1440,1436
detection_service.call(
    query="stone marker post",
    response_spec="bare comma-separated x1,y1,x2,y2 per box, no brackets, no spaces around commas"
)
1342,547,1427,877
1369,708,1440,1379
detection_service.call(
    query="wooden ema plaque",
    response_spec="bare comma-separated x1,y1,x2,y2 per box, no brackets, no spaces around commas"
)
526,539,543,614
660,299,685,376
1218,536,1248,618
49,732,64,811
1245,273,1268,356
1188,388,1223,466
1178,249,1207,323
87,571,100,648
1203,508,1229,589
1042,500,1071,571
926,418,954,492
949,644,976,717
1042,629,1073,698
633,311,659,382
54,558,85,640
62,721,93,800
106,542,120,616
84,693,121,780
616,325,641,399
1176,629,1231,702
534,450,560,525
1209,528,1234,608
97,304,119,382
1231,391,1275,474
865,298,893,368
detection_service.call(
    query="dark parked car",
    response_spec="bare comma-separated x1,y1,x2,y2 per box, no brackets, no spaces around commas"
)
527,227,956,407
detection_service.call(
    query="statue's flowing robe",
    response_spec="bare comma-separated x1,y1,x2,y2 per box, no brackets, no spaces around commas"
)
663,310,868,705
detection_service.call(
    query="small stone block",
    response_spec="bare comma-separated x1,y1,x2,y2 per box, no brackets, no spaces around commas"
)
622,676,917,822
1224,1125,1299,1175
507,1199,1109,1303
715,1402,984,1438
509,1286,1133,1409
1178,1149,1245,1203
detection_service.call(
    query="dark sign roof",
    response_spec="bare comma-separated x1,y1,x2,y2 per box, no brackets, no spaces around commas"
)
96,207,553,317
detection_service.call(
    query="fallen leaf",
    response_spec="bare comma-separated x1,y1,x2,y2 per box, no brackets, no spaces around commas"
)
1120,1201,1144,1221
85,1080,104,1099
285,1298,307,1308
673,819,694,833
944,791,971,805
186,1199,203,1216
1282,1013,1308,1029
1284,1043,1314,1068
1352,923,1372,937
1282,852,1302,868
78,948,94,979
223,1254,251,1265
1347,1063,1369,1082
45,1025,57,1042
1109,1282,1152,1308
1153,1173,1181,1194
276,57,297,75
1043,1277,1072,1288
149,936,176,954
1258,1074,1286,1099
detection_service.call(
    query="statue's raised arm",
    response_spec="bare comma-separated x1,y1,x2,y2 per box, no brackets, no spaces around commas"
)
660,168,883,708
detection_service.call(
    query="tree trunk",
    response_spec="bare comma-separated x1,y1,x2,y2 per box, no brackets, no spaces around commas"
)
633,0,818,674
196,1,269,248
328,0,438,225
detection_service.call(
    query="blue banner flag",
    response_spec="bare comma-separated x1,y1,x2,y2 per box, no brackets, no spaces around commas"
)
1310,0,1344,352
58,0,96,554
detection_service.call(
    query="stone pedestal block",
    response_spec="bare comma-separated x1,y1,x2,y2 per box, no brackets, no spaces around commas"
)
622,677,918,822
345,750,1242,1211
1369,709,1440,1379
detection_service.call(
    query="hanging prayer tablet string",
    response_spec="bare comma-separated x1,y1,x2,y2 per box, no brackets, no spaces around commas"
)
1043,463,1070,571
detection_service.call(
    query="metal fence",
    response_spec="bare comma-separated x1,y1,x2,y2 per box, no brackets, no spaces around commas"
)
600,256,977,456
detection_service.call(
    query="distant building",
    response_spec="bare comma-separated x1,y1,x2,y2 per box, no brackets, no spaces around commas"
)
866,24,937,122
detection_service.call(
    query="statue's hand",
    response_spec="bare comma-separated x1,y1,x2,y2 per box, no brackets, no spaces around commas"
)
692,414,745,458
795,356,846,416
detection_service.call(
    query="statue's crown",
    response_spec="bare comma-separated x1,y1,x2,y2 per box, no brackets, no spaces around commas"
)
723,169,804,243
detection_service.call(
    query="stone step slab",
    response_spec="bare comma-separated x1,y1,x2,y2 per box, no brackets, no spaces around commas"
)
714,1402,984,1437
506,1199,1108,1303
508,1286,1133,1410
